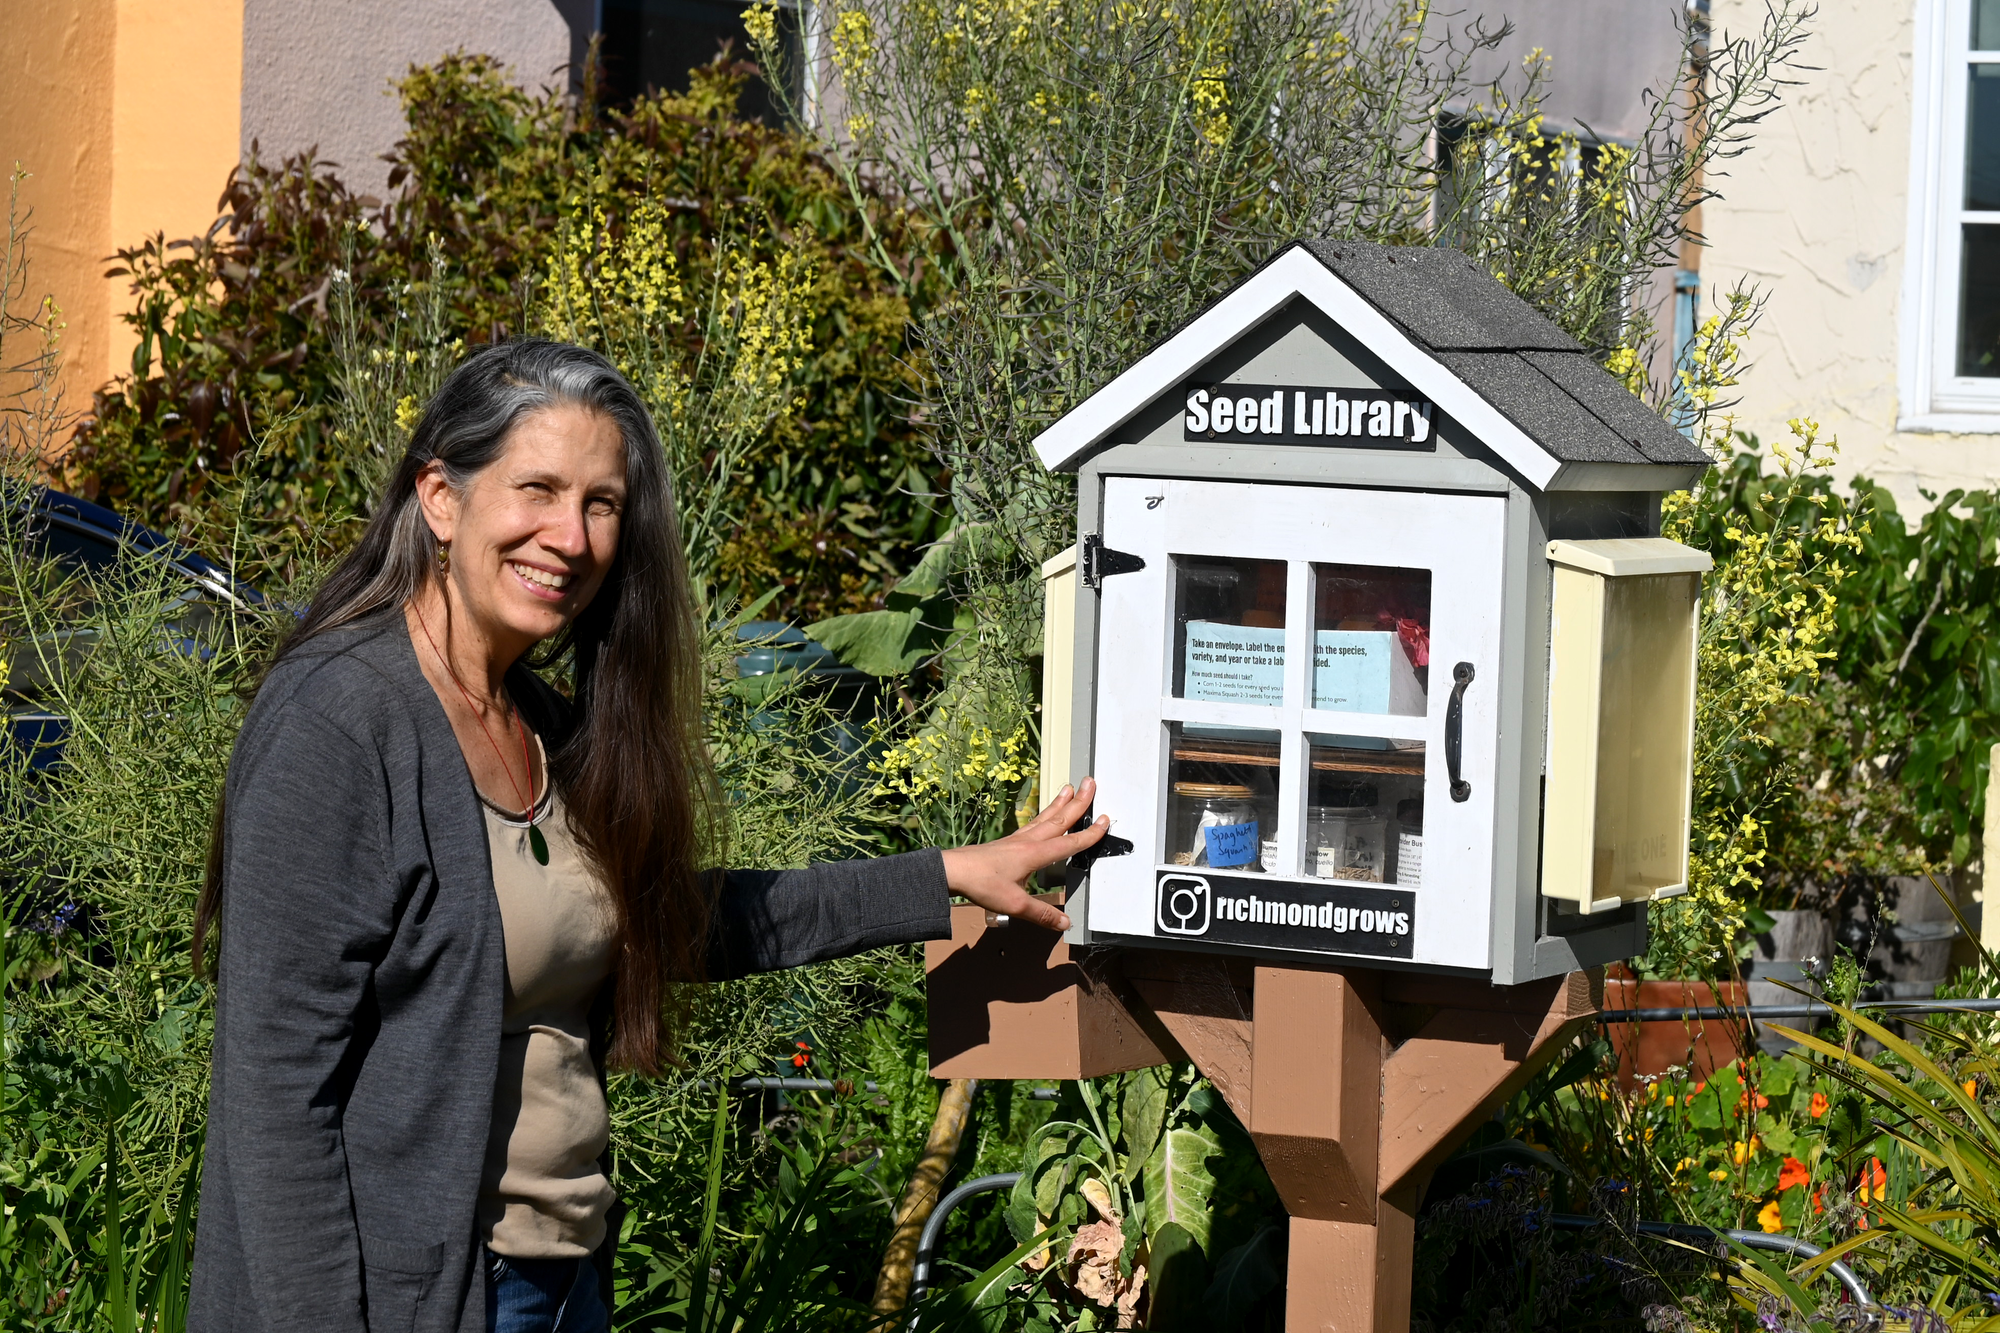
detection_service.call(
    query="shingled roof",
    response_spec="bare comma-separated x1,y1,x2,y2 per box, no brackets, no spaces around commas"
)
1032,239,1714,484
1297,241,1711,467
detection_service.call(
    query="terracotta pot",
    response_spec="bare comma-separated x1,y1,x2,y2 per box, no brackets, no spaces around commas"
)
1602,966,1750,1086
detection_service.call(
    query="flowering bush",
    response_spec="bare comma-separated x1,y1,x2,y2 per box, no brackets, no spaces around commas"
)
1646,407,1865,974
66,55,943,620
870,712,1037,849
1519,1053,1898,1239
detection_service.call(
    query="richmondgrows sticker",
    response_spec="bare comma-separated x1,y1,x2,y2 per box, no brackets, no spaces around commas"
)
1154,871,1414,959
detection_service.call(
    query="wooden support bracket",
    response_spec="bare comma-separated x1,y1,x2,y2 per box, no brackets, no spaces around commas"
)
925,912,1601,1333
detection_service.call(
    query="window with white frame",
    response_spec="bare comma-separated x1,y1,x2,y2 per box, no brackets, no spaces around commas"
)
1903,0,2000,427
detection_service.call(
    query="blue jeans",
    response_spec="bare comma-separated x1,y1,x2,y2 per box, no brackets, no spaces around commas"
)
485,1247,608,1333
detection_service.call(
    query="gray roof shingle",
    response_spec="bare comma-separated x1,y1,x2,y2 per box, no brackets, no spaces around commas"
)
1301,240,1582,353
1433,352,1651,465
1284,240,1711,470
1517,349,1712,465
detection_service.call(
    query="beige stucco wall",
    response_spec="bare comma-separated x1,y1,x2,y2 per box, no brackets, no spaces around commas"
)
1705,0,1998,515
240,0,589,203
0,0,242,432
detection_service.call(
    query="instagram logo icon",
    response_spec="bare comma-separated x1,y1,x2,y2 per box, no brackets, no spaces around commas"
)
1157,875,1212,936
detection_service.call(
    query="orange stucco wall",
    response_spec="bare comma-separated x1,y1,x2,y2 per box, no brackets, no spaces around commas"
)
0,0,242,445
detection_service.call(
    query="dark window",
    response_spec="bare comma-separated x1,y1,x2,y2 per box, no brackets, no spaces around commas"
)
599,0,804,124
1958,223,2000,378
1967,64,2000,209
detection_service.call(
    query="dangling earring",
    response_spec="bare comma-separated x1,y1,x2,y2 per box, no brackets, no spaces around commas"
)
436,541,451,575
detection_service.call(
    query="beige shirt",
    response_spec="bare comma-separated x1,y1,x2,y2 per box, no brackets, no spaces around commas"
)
475,781,619,1259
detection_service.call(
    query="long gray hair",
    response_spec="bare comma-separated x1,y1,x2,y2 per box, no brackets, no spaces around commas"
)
197,340,717,1074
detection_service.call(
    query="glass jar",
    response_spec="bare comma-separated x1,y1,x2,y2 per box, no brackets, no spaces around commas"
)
1169,782,1260,869
1309,784,1385,881
1392,798,1423,887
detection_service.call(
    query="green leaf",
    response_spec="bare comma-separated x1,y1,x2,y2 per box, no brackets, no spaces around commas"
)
1120,1067,1169,1192
1203,1224,1283,1327
1005,1168,1043,1246
1144,1221,1209,1331
1688,1080,1728,1131
1143,1124,1222,1255
1760,1120,1798,1158
802,607,930,675
911,1229,1060,1333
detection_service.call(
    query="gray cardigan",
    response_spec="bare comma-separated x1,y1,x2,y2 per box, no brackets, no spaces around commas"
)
188,612,951,1333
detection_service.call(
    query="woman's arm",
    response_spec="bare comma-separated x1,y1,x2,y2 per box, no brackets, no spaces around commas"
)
210,705,394,1332
708,780,1108,981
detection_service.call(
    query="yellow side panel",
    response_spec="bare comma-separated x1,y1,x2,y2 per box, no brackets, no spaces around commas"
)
1543,565,1605,911
1543,560,1702,913
1039,545,1078,810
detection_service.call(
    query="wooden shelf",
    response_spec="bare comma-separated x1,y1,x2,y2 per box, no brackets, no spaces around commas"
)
1171,742,1424,776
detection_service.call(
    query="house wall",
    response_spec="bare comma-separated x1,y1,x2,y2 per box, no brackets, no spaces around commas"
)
1454,0,1687,143
0,0,242,431
1703,0,1995,515
240,0,592,202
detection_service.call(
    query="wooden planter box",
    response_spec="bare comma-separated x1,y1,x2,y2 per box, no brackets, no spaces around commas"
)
1602,966,1750,1086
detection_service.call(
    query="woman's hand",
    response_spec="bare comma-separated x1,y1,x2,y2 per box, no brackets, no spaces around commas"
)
939,777,1109,932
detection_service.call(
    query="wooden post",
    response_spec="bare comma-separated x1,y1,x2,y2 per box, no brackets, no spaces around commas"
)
873,1077,979,1318
926,919,1601,1333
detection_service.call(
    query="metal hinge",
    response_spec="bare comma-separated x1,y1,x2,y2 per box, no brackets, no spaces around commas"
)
1080,534,1146,589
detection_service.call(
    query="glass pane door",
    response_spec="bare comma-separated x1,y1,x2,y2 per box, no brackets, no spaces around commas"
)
1087,476,1507,971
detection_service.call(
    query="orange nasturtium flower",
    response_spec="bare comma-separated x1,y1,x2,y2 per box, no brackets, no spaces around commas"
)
1964,1079,1980,1099
1809,1091,1830,1119
1777,1156,1811,1192
792,1040,812,1069
1857,1157,1888,1203
1757,1200,1785,1233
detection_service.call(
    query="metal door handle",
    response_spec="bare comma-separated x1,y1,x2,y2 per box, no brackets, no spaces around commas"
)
1445,661,1474,803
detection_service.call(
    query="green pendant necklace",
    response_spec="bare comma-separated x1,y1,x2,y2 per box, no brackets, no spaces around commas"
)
415,607,549,865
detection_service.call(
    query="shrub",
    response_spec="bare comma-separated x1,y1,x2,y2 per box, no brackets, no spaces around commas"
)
66,55,942,622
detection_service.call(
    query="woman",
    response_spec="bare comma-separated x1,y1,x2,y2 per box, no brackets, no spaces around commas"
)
187,340,1107,1333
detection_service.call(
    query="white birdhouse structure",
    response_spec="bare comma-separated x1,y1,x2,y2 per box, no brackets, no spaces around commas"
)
1035,241,1715,984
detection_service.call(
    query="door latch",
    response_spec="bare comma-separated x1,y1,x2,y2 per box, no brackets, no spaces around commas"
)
1080,533,1146,588
1066,810,1133,870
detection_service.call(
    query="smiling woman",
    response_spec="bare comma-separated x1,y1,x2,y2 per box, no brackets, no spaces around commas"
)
184,340,1107,1333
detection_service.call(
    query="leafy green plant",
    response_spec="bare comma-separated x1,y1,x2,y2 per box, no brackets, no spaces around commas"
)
1644,409,1867,976
926,1065,1288,1331
1683,441,2000,880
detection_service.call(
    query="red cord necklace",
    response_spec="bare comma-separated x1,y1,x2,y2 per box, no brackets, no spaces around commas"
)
413,605,549,865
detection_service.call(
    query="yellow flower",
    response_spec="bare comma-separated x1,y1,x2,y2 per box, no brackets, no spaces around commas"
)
1708,1168,1730,1182
742,1,779,53
1757,1200,1784,1233
831,8,874,74
1732,1137,1759,1166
